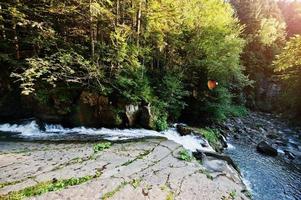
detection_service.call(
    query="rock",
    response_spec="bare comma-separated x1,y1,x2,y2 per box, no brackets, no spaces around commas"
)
220,135,228,148
256,141,278,157
267,134,278,139
35,119,46,131
275,140,287,146
176,124,193,136
193,150,240,172
284,150,296,160
203,158,229,173
139,104,153,129
201,143,209,148
70,91,122,127
192,150,205,160
21,95,65,124
253,72,281,112
0,139,249,200
125,104,139,127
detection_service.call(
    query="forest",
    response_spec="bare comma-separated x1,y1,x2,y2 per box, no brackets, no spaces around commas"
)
1,1,301,200
0,0,301,130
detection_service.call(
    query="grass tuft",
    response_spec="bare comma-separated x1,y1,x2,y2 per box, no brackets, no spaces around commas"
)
93,142,112,153
178,149,193,162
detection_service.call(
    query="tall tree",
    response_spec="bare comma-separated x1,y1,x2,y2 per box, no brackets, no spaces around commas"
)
278,0,301,37
230,0,286,109
274,35,301,117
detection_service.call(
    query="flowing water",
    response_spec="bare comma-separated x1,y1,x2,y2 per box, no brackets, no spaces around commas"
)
225,139,301,200
0,119,301,200
0,120,212,152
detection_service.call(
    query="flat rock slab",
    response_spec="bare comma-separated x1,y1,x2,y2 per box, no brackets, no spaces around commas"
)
0,139,248,200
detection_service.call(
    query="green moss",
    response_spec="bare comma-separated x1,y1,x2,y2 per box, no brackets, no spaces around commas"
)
160,185,168,191
202,129,219,145
0,180,23,189
130,179,141,189
102,181,128,200
196,128,221,151
166,191,174,200
121,150,151,166
198,169,213,180
230,190,237,199
227,105,248,117
0,174,100,200
159,185,174,200
178,149,193,162
51,156,87,171
93,142,112,153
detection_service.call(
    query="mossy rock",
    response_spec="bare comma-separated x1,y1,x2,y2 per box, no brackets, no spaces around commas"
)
69,91,123,127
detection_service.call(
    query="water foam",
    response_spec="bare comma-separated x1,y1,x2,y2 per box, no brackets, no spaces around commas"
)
0,121,41,136
0,120,213,152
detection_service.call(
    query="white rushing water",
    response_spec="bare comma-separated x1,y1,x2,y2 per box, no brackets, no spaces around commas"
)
0,120,214,152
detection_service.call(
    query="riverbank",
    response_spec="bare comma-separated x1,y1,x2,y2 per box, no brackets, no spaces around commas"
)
0,139,248,200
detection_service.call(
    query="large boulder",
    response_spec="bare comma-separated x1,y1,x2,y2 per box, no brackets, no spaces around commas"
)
193,150,240,172
256,141,278,156
21,95,65,124
70,91,122,127
125,104,139,127
0,76,26,121
139,104,153,129
176,124,193,136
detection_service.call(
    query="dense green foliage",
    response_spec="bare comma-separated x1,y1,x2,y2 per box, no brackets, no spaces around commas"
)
0,0,251,126
278,1,301,38
274,35,301,117
1,0,301,126
230,0,286,108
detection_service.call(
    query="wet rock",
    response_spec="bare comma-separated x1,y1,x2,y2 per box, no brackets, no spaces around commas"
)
275,140,287,146
284,151,296,160
193,150,205,160
176,124,193,136
35,119,46,131
201,143,209,148
193,150,239,172
256,141,278,157
125,104,139,127
139,104,153,129
220,135,228,148
267,134,278,140
70,91,121,127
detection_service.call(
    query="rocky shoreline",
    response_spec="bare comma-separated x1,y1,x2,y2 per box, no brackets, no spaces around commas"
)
220,112,301,167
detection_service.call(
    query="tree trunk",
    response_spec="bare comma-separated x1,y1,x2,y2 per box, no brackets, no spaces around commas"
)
116,0,120,25
131,0,135,29
11,3,20,60
136,0,142,47
90,0,95,62
0,5,6,40
13,24,19,59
